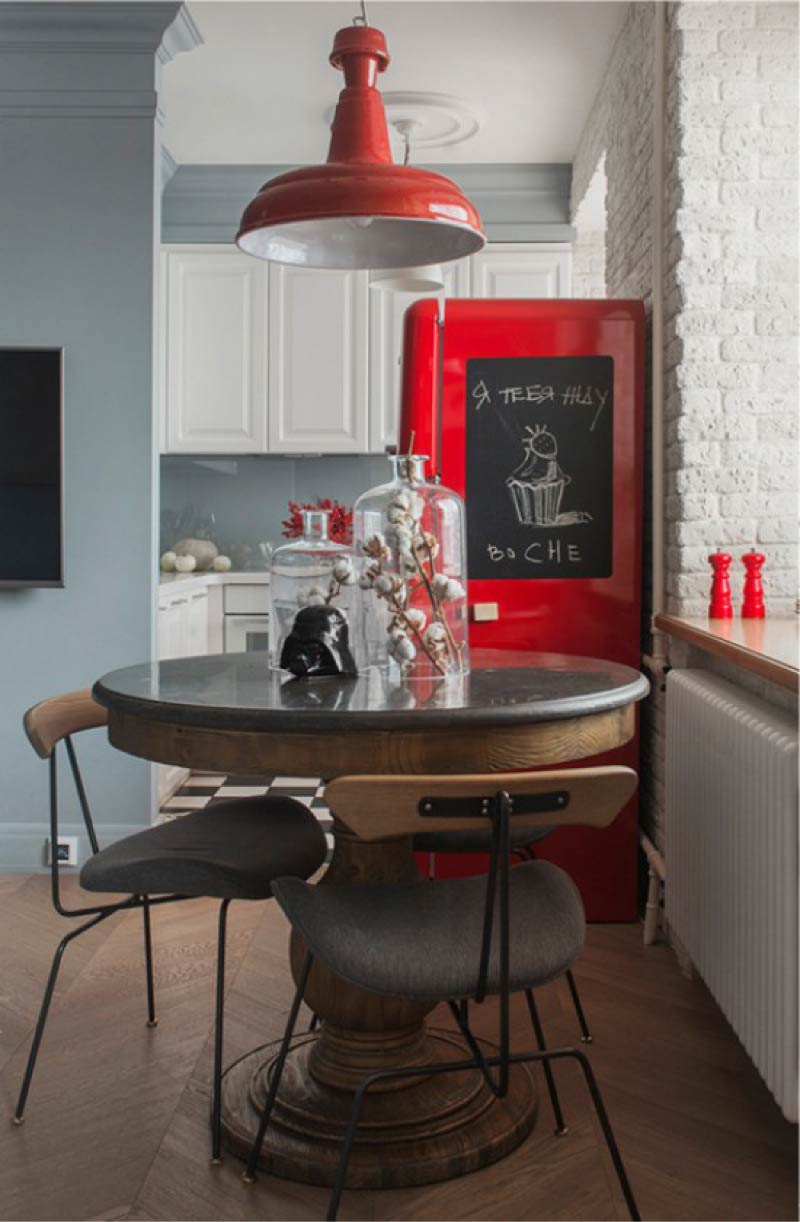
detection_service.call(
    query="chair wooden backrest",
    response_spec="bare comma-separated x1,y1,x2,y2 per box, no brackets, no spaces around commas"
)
324,766,638,840
24,690,108,759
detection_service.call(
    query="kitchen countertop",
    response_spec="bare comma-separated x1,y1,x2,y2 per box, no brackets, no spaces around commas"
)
159,569,270,591
655,613,798,692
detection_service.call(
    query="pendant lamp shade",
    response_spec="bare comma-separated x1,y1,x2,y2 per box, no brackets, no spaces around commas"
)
371,264,445,293
236,25,485,270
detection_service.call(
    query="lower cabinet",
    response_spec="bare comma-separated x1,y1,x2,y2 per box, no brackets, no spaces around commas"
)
156,586,209,801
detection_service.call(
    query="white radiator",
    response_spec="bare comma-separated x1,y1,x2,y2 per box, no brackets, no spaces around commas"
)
665,669,798,1122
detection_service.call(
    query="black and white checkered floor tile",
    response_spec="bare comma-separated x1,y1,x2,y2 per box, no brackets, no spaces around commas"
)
159,774,334,856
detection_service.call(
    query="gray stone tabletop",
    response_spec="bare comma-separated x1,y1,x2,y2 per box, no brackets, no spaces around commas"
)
93,650,649,733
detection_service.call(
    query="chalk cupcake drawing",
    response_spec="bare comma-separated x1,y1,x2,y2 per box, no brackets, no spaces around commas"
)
506,425,593,527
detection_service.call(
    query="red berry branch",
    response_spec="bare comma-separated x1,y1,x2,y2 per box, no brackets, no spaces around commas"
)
281,499,353,545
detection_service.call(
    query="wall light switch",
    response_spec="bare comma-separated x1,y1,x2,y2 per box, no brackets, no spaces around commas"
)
472,602,500,622
47,836,78,867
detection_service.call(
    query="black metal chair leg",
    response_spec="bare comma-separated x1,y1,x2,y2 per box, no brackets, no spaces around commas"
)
524,988,567,1135
565,968,592,1043
12,910,111,1124
242,952,314,1184
327,1076,371,1222
569,1048,640,1221
211,899,231,1164
142,896,157,1028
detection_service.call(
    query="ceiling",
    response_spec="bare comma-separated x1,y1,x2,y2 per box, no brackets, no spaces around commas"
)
161,1,627,166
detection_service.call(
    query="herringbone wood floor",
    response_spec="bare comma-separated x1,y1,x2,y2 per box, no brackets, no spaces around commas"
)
0,874,795,1222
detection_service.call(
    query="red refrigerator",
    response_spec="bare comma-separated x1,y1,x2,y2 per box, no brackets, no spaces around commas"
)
399,298,645,921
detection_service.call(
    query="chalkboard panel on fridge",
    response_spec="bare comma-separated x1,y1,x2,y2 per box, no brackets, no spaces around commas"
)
465,355,613,580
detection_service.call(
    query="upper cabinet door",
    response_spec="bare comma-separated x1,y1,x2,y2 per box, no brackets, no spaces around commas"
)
471,244,572,299
269,266,369,454
368,257,471,454
164,246,268,453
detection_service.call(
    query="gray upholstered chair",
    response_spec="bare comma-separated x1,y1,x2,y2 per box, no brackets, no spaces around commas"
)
412,824,593,1044
244,765,640,1222
12,690,327,1164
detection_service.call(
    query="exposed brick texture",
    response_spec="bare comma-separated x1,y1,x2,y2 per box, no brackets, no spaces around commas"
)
571,229,606,297
571,2,798,851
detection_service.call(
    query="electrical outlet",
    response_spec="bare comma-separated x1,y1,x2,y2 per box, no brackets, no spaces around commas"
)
46,836,78,867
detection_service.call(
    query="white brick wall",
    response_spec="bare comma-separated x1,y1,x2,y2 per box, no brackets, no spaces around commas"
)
667,0,798,617
571,228,606,297
571,1,798,851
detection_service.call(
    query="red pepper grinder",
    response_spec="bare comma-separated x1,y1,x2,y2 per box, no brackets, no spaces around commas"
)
708,551,733,618
741,549,766,618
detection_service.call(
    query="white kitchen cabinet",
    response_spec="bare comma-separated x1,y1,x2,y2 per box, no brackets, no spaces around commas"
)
368,258,471,454
269,265,369,453
470,244,572,299
156,585,209,799
164,245,268,453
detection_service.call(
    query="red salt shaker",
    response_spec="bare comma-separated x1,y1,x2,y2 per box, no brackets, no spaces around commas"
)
741,549,766,618
708,551,733,618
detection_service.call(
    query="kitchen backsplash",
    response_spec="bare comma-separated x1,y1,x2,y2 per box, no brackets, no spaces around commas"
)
160,454,389,567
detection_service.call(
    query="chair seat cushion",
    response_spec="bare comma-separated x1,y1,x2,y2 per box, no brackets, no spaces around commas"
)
412,825,553,854
80,796,327,901
272,860,585,1002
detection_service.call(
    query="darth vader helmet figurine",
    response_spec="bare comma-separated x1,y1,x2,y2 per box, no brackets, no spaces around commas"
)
279,605,357,679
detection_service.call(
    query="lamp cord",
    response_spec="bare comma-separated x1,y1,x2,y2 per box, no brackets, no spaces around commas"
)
353,1,369,25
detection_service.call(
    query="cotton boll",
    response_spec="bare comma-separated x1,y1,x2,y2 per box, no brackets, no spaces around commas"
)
394,635,416,661
374,575,393,595
386,505,407,524
305,593,326,607
332,557,355,584
363,532,387,558
406,608,426,631
424,622,447,644
358,574,374,590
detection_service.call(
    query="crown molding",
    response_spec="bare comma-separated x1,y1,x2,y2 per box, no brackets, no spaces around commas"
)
162,162,574,243
0,3,191,52
158,5,203,66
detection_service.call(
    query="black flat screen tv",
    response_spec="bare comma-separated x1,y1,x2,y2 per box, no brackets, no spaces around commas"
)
0,348,64,587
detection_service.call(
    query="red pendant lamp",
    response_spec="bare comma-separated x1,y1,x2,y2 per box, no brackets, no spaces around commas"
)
236,20,485,270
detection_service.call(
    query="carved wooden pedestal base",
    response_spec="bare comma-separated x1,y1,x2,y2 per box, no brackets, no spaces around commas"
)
220,1029,537,1188
219,825,537,1188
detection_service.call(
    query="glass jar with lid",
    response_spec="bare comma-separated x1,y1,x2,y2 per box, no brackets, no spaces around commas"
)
269,510,360,671
353,454,469,680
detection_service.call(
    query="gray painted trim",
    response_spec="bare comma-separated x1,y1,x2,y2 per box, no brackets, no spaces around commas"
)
0,89,159,117
162,162,574,244
0,2,187,50
0,822,151,872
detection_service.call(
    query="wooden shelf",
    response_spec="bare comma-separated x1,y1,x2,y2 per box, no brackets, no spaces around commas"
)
655,613,799,692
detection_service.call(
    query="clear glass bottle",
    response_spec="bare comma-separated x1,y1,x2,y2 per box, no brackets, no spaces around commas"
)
269,510,360,670
353,455,469,679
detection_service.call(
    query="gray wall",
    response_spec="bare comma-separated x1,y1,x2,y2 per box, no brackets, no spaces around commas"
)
0,3,196,869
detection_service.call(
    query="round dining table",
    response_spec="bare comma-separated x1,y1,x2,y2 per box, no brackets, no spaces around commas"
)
93,648,648,1190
